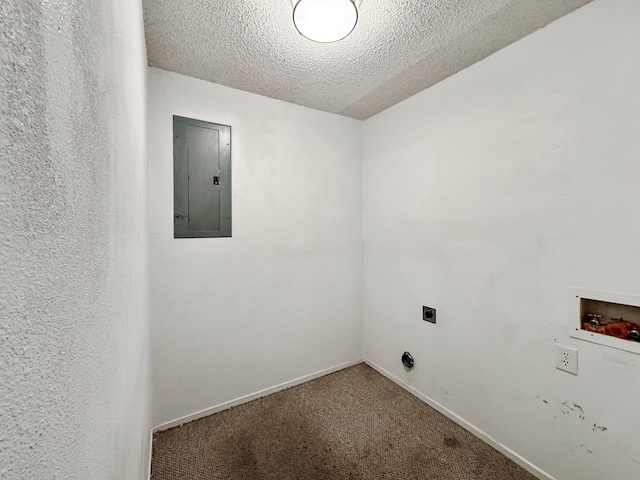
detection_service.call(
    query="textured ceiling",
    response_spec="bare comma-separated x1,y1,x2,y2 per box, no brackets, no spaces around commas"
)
143,0,592,120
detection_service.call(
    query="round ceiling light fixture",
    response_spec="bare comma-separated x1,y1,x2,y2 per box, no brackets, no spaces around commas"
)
292,0,360,43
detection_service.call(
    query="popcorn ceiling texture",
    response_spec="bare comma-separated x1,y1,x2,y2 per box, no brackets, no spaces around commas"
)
142,0,592,120
0,1,150,479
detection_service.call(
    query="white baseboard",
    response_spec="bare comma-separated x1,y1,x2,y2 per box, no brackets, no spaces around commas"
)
364,359,558,480
152,358,364,433
146,427,153,480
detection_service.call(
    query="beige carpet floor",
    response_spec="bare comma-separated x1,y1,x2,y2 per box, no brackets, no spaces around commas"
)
152,363,537,480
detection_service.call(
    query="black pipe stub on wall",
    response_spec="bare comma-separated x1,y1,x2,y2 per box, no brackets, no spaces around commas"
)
401,351,414,369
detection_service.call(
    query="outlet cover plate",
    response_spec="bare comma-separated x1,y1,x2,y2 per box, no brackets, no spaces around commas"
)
423,306,436,324
555,344,578,375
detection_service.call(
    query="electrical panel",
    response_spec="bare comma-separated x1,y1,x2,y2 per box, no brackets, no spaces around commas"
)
173,116,231,238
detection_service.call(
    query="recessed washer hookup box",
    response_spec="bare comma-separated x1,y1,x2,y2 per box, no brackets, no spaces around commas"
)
569,287,640,355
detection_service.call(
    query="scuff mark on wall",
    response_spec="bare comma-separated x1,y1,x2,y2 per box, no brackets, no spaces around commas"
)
561,401,585,420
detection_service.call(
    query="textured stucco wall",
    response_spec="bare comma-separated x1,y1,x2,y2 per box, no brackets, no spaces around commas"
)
363,1,640,479
0,1,150,479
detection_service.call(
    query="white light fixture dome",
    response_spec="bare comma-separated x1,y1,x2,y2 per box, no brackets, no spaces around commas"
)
292,0,360,43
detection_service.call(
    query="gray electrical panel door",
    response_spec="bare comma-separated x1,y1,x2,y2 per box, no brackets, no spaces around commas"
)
173,116,231,238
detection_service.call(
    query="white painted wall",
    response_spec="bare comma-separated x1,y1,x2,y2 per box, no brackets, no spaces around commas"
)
363,1,640,479
148,68,363,427
0,1,150,479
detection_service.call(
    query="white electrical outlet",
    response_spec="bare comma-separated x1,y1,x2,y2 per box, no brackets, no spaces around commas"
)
555,344,578,375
